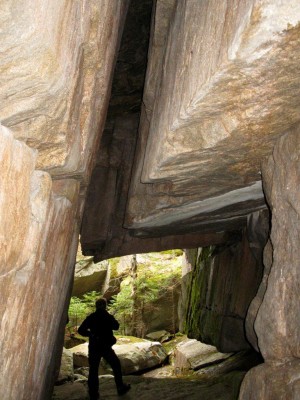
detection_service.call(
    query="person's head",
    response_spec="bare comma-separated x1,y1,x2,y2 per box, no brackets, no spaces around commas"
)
95,298,107,310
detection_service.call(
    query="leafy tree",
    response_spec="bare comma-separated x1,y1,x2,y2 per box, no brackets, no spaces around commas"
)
67,291,101,335
108,285,134,335
82,291,102,314
68,296,88,333
108,253,182,337
69,251,183,338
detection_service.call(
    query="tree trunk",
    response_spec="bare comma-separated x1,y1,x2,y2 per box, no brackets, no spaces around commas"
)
130,254,138,336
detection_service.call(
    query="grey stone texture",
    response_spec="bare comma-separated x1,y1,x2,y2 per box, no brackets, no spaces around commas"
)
240,126,300,399
1,1,300,399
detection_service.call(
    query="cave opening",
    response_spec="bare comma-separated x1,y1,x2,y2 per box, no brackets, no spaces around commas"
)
56,241,265,399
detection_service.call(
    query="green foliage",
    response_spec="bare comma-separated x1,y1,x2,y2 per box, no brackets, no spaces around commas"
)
82,291,101,314
160,249,183,257
108,257,120,278
108,285,134,334
108,251,182,337
67,291,101,334
67,297,88,333
184,246,217,338
68,250,183,338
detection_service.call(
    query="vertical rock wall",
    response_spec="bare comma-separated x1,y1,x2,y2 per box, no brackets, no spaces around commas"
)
0,125,80,399
0,2,128,399
184,229,264,353
240,126,300,399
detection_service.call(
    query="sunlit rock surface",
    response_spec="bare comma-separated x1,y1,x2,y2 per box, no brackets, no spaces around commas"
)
72,254,132,299
0,125,80,400
125,0,300,235
174,339,232,372
1,1,300,399
72,256,108,298
70,340,167,375
0,1,127,399
0,0,127,180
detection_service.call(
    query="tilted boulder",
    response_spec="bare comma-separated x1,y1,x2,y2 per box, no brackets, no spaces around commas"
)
174,339,232,372
72,257,108,298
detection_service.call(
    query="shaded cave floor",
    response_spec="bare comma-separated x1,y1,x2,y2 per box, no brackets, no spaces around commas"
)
53,366,245,400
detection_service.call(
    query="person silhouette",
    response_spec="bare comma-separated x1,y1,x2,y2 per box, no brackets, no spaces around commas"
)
78,298,131,399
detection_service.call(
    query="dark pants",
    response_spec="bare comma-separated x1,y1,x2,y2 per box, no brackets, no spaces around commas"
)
88,344,123,399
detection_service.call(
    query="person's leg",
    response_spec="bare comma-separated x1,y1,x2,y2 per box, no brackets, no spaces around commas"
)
102,347,130,395
88,347,101,400
102,347,123,387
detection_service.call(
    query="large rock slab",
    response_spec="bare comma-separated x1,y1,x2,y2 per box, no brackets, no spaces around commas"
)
115,341,167,374
80,111,232,260
0,0,127,179
0,125,81,400
0,2,128,398
70,340,167,375
240,359,300,400
255,126,300,361
126,0,300,235
79,1,235,261
184,231,264,352
174,339,232,372
72,256,108,298
145,330,171,343
240,125,300,398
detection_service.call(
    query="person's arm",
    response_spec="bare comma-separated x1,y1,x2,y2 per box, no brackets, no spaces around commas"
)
77,317,91,337
110,314,120,331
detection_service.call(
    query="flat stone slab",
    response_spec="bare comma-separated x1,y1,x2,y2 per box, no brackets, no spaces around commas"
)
70,340,167,375
174,339,232,371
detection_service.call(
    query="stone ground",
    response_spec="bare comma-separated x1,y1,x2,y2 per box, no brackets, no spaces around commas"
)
53,366,245,400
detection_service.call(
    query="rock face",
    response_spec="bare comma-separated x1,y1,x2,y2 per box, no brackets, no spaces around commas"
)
80,0,234,261
72,254,133,299
240,359,300,400
0,2,128,399
1,1,300,399
81,0,300,256
0,124,80,400
0,0,127,178
240,126,300,399
72,257,108,298
146,293,180,334
124,0,300,237
184,230,264,352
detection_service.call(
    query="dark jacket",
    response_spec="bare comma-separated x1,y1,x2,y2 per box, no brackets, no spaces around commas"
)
78,309,119,347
